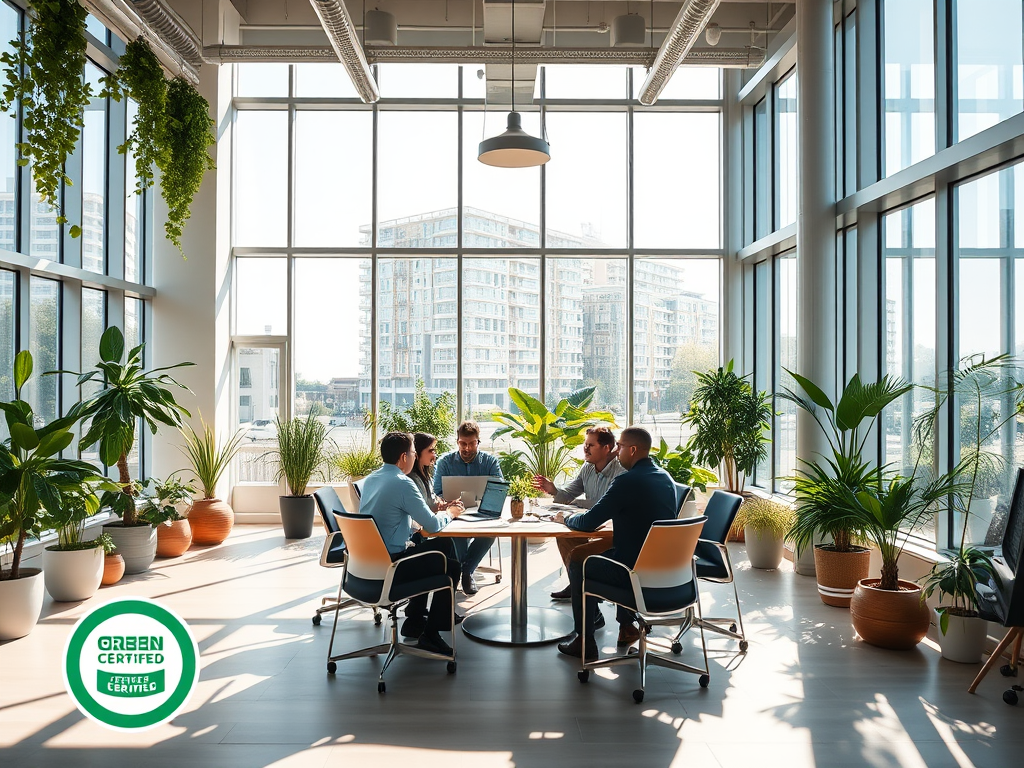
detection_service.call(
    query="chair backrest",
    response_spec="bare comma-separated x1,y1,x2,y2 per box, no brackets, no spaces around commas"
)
701,490,744,544
633,516,707,590
673,482,695,518
313,487,344,534
335,511,393,582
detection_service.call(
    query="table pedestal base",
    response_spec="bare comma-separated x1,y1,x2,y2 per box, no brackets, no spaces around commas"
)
461,607,575,646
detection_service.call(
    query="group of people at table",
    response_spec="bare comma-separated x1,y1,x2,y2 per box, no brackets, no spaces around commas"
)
357,420,682,662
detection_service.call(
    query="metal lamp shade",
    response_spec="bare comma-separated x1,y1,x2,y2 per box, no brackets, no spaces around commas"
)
478,112,550,168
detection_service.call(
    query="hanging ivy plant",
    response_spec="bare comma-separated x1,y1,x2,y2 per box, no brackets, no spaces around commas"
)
0,0,91,238
103,37,168,195
160,77,215,257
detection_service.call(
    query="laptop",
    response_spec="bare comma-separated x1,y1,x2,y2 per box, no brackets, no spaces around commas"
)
441,476,491,507
456,479,509,521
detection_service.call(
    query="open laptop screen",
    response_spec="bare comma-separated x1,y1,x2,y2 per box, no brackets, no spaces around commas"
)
477,479,509,517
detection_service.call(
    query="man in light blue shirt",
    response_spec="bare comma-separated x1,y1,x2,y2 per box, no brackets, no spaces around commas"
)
359,432,463,656
432,420,503,594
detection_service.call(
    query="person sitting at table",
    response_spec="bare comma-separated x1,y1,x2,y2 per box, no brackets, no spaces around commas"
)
409,431,465,516
359,431,463,656
533,426,625,608
433,420,503,595
554,426,678,661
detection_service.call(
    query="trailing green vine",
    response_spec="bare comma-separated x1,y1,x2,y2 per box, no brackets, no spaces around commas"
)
161,77,215,256
0,0,92,237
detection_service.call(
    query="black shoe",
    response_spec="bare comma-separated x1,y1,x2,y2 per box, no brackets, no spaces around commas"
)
416,629,454,656
550,584,572,601
593,609,606,630
400,614,427,639
557,634,598,661
461,571,479,595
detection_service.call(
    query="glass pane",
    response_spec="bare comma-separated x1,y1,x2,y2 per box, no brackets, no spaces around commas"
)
377,112,458,246
81,288,106,465
844,12,858,197
632,67,722,100
294,111,373,247
234,111,288,246
294,63,359,98
545,258,628,424
544,112,626,248
124,99,144,283
82,63,107,274
753,97,769,241
235,346,282,482
124,298,143,478
294,258,370,447
462,111,540,247
462,65,487,99
26,277,59,425
236,63,290,97
84,14,108,44
634,113,720,248
235,258,287,335
378,64,459,98
29,169,60,261
544,66,628,99
775,253,797,492
955,0,1023,141
775,72,797,229
753,260,770,487
0,3,16,254
883,0,935,176
633,258,720,449
0,271,15,441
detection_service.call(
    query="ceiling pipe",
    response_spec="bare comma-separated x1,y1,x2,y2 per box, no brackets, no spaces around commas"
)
308,0,380,103
637,0,720,105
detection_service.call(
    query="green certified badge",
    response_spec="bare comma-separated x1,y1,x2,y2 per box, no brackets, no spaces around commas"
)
63,597,199,731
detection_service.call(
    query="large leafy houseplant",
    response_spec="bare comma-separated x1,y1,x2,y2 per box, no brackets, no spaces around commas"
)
493,386,616,481
364,379,457,453
0,0,91,236
650,439,718,492
681,361,771,494
63,327,194,526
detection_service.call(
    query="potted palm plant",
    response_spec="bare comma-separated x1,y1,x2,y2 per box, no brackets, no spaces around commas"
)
781,371,913,607
734,497,795,570
179,417,245,545
141,475,198,558
0,351,111,638
41,486,116,602
272,405,333,539
62,327,193,573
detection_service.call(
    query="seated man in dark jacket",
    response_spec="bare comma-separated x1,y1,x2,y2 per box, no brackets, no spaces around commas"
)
555,426,678,661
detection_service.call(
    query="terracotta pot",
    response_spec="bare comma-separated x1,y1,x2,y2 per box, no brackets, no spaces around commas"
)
851,578,931,650
156,519,193,558
189,498,234,545
102,553,125,586
510,499,525,520
813,545,872,607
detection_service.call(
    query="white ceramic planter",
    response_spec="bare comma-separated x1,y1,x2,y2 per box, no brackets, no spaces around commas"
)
104,523,157,574
937,610,989,664
42,545,104,602
745,526,785,570
0,568,45,640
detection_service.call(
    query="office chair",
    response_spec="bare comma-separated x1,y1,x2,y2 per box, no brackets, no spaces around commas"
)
311,486,381,628
327,512,457,693
668,490,747,653
674,482,695,518
578,516,711,703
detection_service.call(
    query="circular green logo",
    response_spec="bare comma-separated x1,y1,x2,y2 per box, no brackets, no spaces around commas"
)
63,597,199,731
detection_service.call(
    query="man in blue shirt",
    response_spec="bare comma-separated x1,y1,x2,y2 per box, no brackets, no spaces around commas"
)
360,431,463,656
432,420,503,595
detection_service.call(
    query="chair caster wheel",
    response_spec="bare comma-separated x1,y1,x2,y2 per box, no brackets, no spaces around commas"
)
729,623,737,633
1000,664,1018,678
374,613,383,626
378,681,386,693
1004,688,1019,706
633,689,644,703
739,640,749,652
671,642,682,654
312,614,322,626
327,661,337,674
447,661,457,674
578,670,590,683
699,675,710,689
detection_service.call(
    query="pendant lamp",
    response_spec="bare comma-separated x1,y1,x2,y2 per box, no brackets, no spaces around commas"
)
478,0,551,168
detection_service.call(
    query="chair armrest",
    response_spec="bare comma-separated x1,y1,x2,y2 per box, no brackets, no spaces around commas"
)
583,554,632,579
386,549,450,594
698,538,730,555
319,531,347,568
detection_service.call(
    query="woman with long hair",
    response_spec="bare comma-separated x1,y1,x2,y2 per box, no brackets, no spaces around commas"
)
409,432,463,513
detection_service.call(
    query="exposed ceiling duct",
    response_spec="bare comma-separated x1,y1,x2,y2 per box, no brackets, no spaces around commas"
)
308,0,380,103
637,0,721,106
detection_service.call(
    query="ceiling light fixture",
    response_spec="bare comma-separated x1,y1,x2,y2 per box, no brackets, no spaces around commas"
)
478,0,550,168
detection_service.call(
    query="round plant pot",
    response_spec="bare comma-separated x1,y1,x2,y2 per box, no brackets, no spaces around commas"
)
851,578,931,650
814,545,872,608
42,545,104,602
102,553,125,586
189,498,234,545
744,527,785,570
0,568,45,640
156,519,193,558
510,499,525,520
936,610,989,664
280,495,315,539
104,522,157,574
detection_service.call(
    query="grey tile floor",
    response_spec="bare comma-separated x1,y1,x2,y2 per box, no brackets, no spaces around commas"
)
2,525,1020,768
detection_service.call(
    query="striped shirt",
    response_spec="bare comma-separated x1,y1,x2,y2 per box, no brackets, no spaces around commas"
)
554,458,626,508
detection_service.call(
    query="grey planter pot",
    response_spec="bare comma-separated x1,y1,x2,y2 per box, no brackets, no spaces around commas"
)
104,523,158,574
744,526,785,570
280,495,315,539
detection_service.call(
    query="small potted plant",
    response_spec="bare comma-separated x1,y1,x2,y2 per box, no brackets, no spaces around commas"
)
179,417,246,546
508,475,539,520
141,475,198,558
332,441,382,482
921,545,1000,663
41,485,116,602
271,405,334,539
734,497,795,570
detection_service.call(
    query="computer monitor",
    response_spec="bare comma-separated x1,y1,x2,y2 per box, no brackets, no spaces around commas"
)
441,476,491,507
